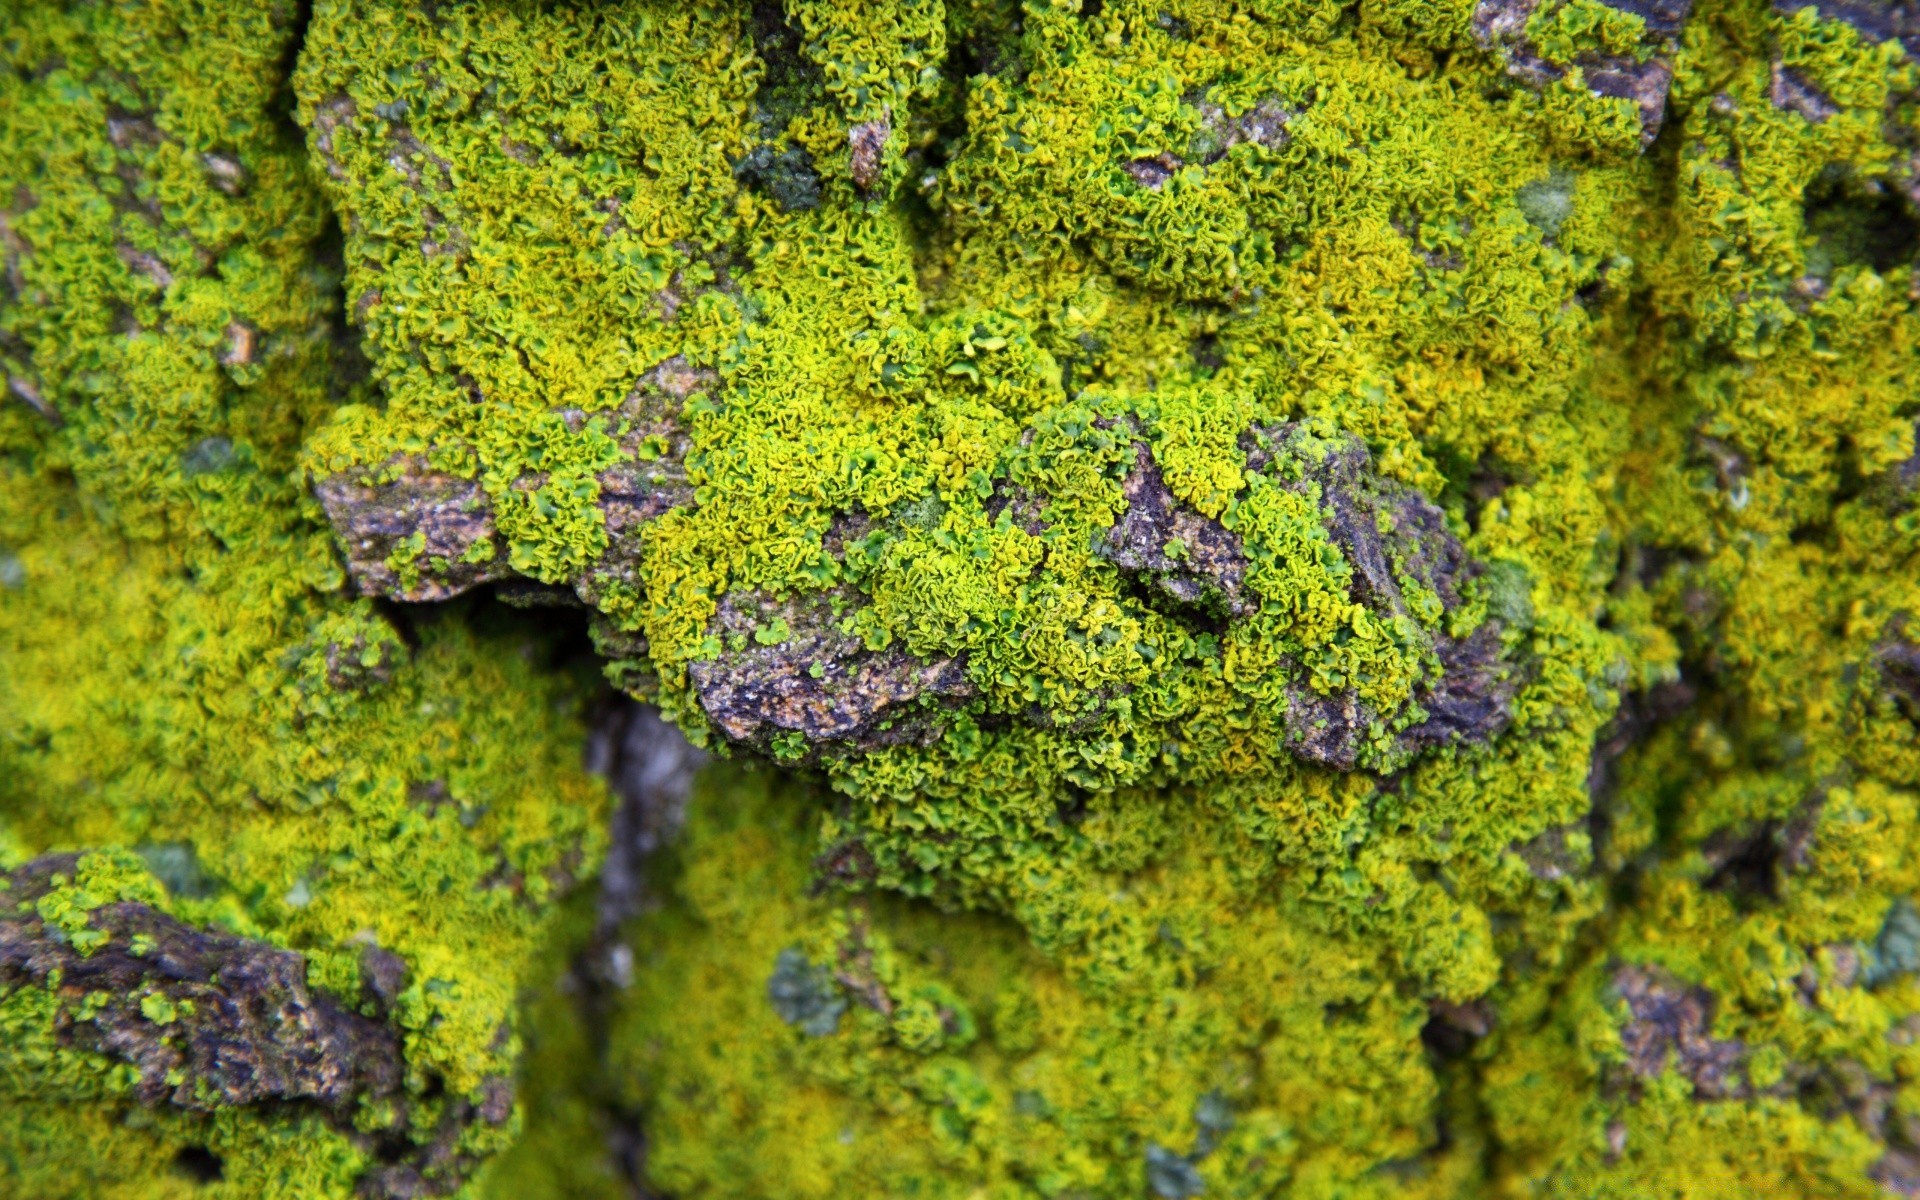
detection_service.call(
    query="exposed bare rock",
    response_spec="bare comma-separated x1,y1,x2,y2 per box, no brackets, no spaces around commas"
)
586,704,707,944
200,150,250,196
849,118,889,191
0,854,403,1114
1242,422,1521,768
1189,93,1297,161
1614,964,1750,1098
316,358,704,607
1402,622,1516,751
314,457,511,602
1774,0,1920,58
1585,58,1676,145
1101,440,1253,619
1877,623,1920,722
688,589,975,755
1603,0,1695,36
1124,93,1298,190
575,357,705,610
1472,0,1695,149
1125,153,1183,190
1771,61,1840,123
1897,421,1920,494
1472,0,1558,87
1873,1149,1920,1196
984,481,1051,536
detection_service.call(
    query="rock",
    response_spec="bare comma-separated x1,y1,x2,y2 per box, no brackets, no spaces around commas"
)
0,854,403,1114
1770,61,1839,123
587,703,707,939
1472,0,1695,149
1124,92,1298,191
1614,964,1751,1099
1242,422,1520,767
1189,93,1297,161
688,589,975,756
849,118,889,191
1101,440,1254,619
1878,624,1920,721
1126,153,1183,189
314,458,511,602
316,358,703,607
1773,0,1920,58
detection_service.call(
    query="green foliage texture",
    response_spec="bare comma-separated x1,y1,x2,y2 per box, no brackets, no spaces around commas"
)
2,0,1919,1195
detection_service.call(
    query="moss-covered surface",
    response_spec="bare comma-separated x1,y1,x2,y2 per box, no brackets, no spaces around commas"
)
1,1,607,1194
3,0,1919,1195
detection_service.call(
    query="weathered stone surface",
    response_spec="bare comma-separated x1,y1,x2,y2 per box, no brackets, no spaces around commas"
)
1879,626,1920,721
688,589,975,755
1897,421,1920,495
0,854,403,1114
1422,997,1496,1059
1585,58,1677,146
1614,964,1751,1099
1125,92,1297,189
0,854,519,1198
1774,0,1920,57
317,357,705,608
677,421,1515,768
1770,61,1840,123
1101,440,1253,619
314,459,510,602
586,703,706,946
849,118,889,191
1472,0,1695,149
1189,93,1296,161
574,357,706,611
1243,422,1520,767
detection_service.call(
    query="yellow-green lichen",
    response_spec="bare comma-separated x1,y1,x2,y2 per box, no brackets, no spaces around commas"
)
5,0,1919,1194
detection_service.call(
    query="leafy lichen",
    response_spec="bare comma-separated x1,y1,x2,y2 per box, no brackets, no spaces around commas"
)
3,0,1919,1194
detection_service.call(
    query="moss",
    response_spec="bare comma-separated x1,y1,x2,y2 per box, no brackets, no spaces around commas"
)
5,0,1920,1193
601,761,1486,1198
2,0,608,1194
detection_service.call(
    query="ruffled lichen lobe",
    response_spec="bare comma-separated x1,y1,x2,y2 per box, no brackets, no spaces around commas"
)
3,0,1919,1194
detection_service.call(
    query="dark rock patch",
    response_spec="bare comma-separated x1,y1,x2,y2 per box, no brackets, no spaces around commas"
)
1101,440,1253,619
688,589,975,756
1614,964,1750,1099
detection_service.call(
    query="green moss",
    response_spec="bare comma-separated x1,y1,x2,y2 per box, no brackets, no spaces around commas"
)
1,0,609,1194
6,0,1920,1193
603,761,1486,1198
